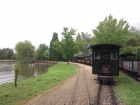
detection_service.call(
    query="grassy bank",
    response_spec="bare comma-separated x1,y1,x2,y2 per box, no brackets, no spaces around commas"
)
0,62,77,105
115,71,140,105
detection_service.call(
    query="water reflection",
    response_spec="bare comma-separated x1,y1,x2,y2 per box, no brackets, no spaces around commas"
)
0,62,49,84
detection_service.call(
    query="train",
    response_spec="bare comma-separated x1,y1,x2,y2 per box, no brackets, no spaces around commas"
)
73,44,140,82
119,53,140,80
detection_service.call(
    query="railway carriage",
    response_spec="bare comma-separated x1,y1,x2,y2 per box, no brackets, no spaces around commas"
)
73,55,85,63
90,44,122,83
120,53,140,79
120,53,136,73
85,55,92,65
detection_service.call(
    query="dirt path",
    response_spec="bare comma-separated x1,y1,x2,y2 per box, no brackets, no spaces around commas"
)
24,63,99,105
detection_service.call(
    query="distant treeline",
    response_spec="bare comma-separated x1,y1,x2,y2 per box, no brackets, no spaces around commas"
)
0,48,14,60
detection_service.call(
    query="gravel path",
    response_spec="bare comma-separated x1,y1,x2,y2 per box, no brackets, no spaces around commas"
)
24,63,99,105
97,85,116,105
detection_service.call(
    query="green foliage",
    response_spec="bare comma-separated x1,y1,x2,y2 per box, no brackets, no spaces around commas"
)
49,32,62,61
15,40,35,63
0,48,14,60
127,27,140,46
115,72,140,105
120,27,140,55
50,32,59,42
74,32,92,55
50,41,62,60
35,44,49,60
0,62,77,105
92,14,130,46
61,27,76,62
129,26,140,36
43,50,50,60
14,64,20,86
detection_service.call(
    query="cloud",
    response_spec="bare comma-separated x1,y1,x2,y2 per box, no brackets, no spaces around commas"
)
0,0,140,48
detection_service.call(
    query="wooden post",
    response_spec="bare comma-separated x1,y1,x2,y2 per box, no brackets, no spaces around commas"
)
33,67,34,76
43,66,44,73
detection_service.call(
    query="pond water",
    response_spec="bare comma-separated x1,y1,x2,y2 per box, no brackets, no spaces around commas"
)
0,62,49,85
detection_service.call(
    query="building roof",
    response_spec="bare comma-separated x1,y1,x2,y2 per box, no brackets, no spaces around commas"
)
120,52,136,58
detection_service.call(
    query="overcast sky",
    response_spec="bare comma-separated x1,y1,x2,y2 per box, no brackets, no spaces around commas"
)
0,0,140,49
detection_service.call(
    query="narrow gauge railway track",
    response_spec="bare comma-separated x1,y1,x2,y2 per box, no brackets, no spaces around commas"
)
69,64,90,105
95,83,117,105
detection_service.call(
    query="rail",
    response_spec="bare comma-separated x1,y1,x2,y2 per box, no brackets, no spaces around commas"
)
95,83,117,105
69,64,90,105
69,66,80,105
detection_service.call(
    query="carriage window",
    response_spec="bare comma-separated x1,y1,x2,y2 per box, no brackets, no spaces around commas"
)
110,50,118,60
94,50,100,59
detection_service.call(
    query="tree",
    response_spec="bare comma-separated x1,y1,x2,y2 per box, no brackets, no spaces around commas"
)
51,41,62,60
49,32,62,61
74,32,92,54
0,48,14,60
92,14,130,46
43,50,50,60
127,27,140,46
120,27,140,55
36,44,49,60
61,27,76,64
50,32,59,42
15,40,35,63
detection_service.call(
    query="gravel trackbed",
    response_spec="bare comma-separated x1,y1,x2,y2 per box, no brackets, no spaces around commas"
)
25,63,99,105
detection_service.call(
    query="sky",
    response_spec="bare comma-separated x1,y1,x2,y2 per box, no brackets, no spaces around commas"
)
0,0,140,49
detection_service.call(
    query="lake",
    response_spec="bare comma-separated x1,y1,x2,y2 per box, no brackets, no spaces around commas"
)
0,62,50,85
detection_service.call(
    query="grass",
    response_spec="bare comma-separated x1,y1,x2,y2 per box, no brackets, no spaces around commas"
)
115,71,140,105
0,62,77,105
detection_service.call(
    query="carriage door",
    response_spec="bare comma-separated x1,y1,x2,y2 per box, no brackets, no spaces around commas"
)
110,50,119,76
92,50,100,74
101,50,109,74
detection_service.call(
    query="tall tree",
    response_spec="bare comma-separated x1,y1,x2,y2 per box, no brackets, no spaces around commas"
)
50,41,62,60
15,40,35,63
36,44,48,60
74,32,92,54
43,50,50,60
50,32,59,42
61,27,76,63
92,14,130,46
120,27,140,55
49,32,62,61
127,27,140,46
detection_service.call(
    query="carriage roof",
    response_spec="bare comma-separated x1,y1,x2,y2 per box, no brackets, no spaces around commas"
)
90,44,122,50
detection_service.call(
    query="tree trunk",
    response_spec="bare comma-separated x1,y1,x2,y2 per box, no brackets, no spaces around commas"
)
67,61,69,64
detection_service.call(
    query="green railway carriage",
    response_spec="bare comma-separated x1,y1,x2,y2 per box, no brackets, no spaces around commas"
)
90,44,122,79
